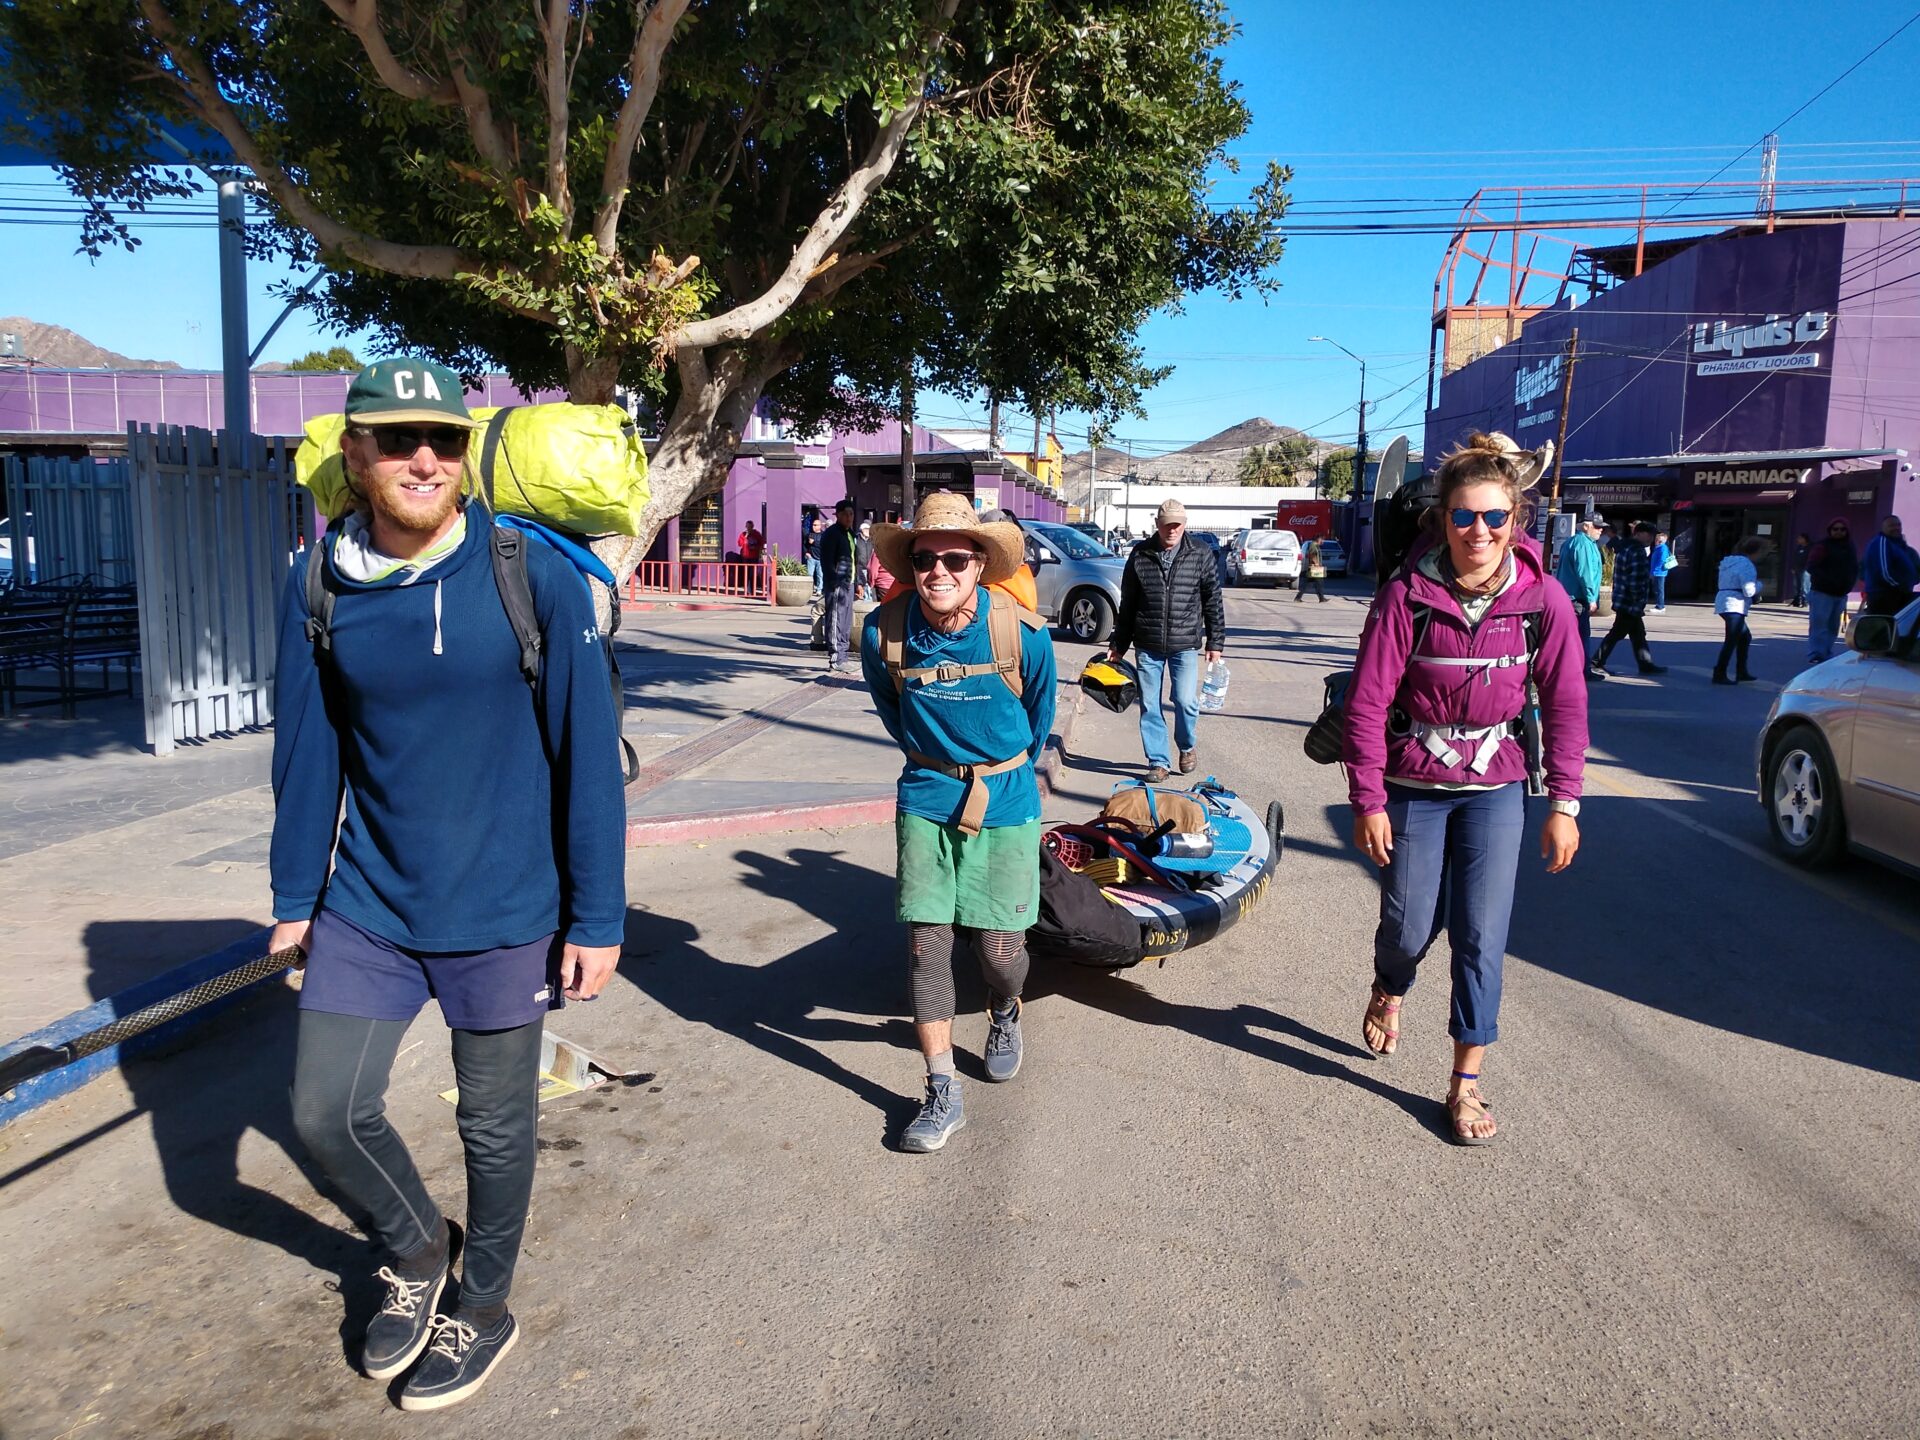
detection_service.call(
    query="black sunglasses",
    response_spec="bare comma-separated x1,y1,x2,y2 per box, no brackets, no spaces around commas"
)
910,549,981,575
1450,507,1511,530
354,425,470,460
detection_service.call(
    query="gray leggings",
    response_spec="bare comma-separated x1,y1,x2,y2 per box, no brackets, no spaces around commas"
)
290,1010,543,1309
908,923,1029,1023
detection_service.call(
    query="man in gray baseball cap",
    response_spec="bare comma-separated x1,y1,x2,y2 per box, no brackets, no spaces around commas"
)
1107,498,1225,781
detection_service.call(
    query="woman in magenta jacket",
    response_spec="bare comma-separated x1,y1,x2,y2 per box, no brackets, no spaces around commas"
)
1342,433,1590,1144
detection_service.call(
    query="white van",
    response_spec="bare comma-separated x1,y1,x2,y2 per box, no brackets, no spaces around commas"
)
1228,528,1302,587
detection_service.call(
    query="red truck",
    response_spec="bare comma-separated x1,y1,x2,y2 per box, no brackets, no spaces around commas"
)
1272,499,1334,540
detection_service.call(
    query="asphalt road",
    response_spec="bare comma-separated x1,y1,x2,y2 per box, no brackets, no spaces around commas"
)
1,583,1915,1439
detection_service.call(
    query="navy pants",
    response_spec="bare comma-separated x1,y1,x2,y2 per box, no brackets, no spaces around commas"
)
1372,782,1525,1047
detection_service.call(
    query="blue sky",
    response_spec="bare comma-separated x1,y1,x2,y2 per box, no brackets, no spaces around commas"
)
4,1,1918,458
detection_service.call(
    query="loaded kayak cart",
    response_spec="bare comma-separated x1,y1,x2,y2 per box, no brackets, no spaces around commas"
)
1029,778,1284,971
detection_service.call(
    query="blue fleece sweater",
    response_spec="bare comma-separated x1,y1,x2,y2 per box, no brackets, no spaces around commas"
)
861,589,1057,829
270,515,627,951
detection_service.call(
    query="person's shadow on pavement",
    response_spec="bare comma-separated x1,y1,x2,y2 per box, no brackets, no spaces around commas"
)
618,848,922,1141
1028,963,1452,1140
50,920,385,1364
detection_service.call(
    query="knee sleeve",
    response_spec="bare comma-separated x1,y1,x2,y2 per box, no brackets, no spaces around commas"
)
907,923,959,1023
971,928,1029,1005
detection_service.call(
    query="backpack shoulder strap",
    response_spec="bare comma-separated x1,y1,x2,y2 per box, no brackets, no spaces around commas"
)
986,591,1026,701
488,521,542,687
879,593,911,694
303,536,336,654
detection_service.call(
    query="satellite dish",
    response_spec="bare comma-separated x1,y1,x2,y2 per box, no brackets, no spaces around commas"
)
1371,435,1409,505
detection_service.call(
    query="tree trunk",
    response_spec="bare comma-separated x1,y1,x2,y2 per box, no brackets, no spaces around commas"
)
565,344,623,406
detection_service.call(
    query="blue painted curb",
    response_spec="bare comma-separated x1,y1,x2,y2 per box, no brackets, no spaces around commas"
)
0,926,288,1129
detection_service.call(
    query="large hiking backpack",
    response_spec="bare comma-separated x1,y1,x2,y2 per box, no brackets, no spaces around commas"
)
303,506,641,783
874,589,1047,696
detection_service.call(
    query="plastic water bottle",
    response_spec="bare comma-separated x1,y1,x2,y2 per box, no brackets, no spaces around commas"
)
1200,659,1229,713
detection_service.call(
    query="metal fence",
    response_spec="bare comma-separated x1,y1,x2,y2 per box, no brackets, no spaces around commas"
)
628,557,774,603
129,426,315,753
2,453,137,588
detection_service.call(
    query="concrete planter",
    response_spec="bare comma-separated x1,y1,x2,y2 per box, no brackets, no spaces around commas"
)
774,575,815,607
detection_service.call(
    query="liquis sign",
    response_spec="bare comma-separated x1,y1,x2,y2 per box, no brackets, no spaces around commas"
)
1691,311,1831,376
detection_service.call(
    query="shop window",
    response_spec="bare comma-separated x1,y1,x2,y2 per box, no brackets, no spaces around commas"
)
681,493,723,561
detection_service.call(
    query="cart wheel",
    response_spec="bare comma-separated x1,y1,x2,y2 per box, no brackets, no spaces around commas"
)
1265,799,1285,860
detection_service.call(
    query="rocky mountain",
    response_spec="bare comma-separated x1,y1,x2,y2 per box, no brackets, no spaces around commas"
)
0,317,181,370
1058,417,1335,500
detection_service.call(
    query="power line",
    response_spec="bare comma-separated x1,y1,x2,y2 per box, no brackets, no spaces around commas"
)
1654,7,1920,217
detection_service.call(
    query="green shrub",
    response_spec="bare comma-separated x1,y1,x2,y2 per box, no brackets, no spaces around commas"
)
775,555,809,576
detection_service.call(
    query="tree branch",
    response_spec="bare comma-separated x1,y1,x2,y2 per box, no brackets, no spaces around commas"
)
318,0,457,104
451,53,516,179
795,231,929,308
678,0,959,351
535,0,573,215
137,0,477,282
592,0,695,253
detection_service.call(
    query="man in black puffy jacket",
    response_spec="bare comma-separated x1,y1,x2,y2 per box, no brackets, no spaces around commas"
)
1107,499,1225,781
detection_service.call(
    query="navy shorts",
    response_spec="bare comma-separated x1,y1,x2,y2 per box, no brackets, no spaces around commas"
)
298,909,564,1032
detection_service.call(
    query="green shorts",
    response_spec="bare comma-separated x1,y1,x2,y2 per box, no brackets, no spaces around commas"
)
895,814,1041,931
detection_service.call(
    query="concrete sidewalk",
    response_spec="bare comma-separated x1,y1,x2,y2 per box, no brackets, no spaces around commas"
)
0,601,1081,1049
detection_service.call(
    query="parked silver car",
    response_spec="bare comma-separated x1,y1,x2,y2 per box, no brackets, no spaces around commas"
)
1757,598,1920,875
1020,520,1127,643
1227,527,1301,587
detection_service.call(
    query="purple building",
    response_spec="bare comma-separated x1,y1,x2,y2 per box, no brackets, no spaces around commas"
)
1425,219,1919,600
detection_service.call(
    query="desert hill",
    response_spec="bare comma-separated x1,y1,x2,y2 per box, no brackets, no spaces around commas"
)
1059,417,1337,500
0,317,181,370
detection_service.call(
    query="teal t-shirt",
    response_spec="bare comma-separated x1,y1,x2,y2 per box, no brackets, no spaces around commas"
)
861,589,1058,830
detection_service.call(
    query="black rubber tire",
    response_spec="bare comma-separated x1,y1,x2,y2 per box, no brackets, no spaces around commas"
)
1064,589,1115,644
1265,799,1286,861
1764,724,1847,868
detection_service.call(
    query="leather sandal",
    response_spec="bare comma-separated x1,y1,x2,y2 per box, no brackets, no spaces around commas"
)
1447,1074,1498,1146
1362,986,1401,1060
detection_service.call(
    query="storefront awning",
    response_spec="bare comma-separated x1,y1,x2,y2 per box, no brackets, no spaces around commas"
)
1573,445,1906,469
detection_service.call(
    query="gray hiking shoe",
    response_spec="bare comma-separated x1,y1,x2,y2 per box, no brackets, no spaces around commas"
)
363,1258,449,1380
900,1074,965,1152
984,998,1023,1082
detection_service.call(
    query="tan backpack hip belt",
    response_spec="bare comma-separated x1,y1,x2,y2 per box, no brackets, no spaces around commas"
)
908,750,1029,836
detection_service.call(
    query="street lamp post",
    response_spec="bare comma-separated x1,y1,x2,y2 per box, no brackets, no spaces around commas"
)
1310,336,1367,503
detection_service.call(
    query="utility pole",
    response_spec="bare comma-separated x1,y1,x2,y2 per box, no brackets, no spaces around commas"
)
900,363,916,523
988,397,1001,450
1549,327,1579,513
1756,133,1779,218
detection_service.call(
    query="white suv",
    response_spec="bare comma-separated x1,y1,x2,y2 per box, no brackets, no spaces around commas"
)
1228,528,1302,587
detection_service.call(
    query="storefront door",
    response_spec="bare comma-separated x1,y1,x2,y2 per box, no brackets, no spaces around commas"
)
1694,506,1789,600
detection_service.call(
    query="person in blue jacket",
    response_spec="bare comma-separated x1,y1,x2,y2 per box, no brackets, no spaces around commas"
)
862,493,1055,1154
1555,513,1605,679
269,359,626,1412
1861,514,1920,616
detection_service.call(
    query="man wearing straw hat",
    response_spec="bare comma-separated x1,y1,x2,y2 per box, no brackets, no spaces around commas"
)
862,493,1057,1153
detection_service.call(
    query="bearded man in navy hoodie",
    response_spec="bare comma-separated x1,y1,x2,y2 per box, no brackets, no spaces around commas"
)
269,359,625,1411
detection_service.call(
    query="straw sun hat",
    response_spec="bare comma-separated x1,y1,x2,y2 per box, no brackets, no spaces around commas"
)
870,491,1025,586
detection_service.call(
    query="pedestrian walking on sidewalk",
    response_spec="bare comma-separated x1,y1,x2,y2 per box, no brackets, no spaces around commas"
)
862,494,1056,1154
1790,532,1811,607
1712,537,1767,684
269,359,627,1412
1108,499,1225,782
821,498,860,672
1297,539,1329,603
1555,515,1604,680
1861,515,1919,616
1592,522,1667,675
1804,520,1859,664
1649,529,1676,612
1342,432,1588,1145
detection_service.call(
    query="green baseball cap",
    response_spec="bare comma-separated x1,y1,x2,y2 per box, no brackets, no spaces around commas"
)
344,357,476,428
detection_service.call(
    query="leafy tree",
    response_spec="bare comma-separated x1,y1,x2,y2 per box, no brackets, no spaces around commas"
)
286,345,362,372
1236,435,1312,486
1319,446,1375,502
2,0,1288,576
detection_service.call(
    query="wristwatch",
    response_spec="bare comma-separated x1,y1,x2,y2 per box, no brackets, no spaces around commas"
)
1548,799,1581,818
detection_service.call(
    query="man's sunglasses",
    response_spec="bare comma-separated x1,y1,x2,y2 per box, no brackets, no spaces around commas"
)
910,549,981,575
353,425,471,459
1450,507,1511,530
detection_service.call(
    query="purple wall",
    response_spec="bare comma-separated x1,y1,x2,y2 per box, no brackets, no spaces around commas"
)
0,367,564,437
1426,221,1920,589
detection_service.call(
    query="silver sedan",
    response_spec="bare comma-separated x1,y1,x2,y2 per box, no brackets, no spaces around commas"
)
1757,598,1920,875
